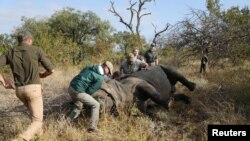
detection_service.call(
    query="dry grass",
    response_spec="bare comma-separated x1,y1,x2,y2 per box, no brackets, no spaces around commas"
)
0,61,250,141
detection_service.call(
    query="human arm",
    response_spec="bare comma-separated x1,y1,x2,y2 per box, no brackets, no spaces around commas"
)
0,74,6,87
0,52,14,89
155,58,159,65
0,74,14,89
119,62,126,77
87,78,103,94
204,55,208,63
138,55,145,62
139,60,149,70
39,69,55,78
154,52,159,65
144,51,149,63
38,48,54,78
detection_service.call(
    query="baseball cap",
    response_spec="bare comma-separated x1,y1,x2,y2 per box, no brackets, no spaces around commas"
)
17,30,33,41
103,61,113,75
150,43,156,47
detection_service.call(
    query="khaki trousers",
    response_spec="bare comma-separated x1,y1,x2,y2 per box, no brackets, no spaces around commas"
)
68,86,100,130
15,84,43,141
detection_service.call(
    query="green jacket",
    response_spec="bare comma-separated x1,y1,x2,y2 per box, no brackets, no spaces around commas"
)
70,65,104,94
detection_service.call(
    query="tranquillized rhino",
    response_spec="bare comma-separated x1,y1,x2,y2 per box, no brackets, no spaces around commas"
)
91,65,196,118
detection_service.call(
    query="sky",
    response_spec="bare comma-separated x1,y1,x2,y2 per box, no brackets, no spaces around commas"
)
0,0,249,41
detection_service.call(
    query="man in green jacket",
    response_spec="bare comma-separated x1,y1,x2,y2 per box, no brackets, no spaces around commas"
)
67,61,113,132
0,30,54,141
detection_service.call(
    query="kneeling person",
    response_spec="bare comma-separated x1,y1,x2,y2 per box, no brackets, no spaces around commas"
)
67,61,113,132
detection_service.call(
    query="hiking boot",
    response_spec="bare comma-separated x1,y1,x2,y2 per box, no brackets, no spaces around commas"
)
87,127,98,133
87,128,95,133
66,109,80,121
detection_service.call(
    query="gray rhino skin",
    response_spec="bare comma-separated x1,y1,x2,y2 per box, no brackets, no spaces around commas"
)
92,65,195,117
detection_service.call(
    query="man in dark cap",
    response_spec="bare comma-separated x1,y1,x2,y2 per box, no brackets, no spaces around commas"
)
144,43,158,66
0,30,54,141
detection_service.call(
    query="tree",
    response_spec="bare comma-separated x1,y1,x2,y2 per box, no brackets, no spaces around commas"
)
48,7,114,64
49,7,113,45
109,0,169,48
0,34,14,53
113,31,145,54
164,2,250,67
16,16,79,65
207,0,221,16
221,6,250,62
16,7,115,65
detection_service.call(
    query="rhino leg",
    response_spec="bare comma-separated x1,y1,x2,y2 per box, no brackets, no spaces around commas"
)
135,97,146,113
172,93,192,104
135,82,169,113
160,65,196,91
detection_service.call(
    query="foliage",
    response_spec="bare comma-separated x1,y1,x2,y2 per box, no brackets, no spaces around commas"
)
11,7,116,65
207,0,221,16
113,31,147,55
14,17,77,65
221,7,250,63
49,7,113,44
0,34,15,53
164,2,250,67
47,7,115,65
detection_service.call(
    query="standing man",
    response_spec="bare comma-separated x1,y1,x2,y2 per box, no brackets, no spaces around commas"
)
0,30,54,141
67,61,113,132
200,48,208,75
144,43,158,66
132,47,144,62
200,54,208,74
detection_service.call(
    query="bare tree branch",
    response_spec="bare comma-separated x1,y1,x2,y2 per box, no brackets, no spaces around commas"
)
109,1,134,33
109,0,154,38
152,23,170,44
135,0,152,35
127,0,137,27
109,0,169,47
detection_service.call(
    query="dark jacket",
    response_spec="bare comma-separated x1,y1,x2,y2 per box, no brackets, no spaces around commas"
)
0,44,53,86
70,65,104,94
201,55,208,65
144,50,157,64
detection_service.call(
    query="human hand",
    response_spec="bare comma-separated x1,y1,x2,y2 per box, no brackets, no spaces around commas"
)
39,72,46,78
4,82,14,89
39,69,54,78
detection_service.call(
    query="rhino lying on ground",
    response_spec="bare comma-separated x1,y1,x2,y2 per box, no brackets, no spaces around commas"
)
92,65,196,118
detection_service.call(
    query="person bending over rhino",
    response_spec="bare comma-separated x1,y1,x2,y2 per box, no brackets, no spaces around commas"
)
66,61,113,132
